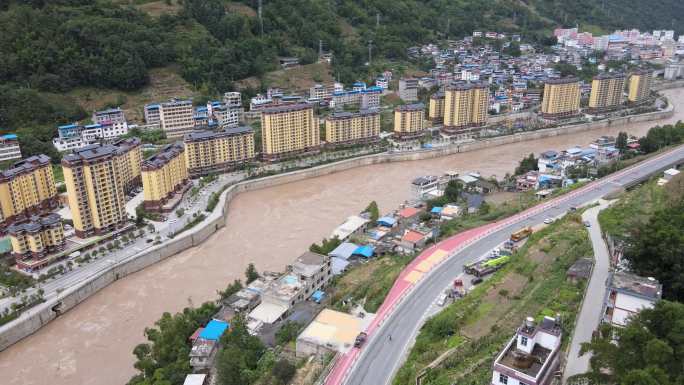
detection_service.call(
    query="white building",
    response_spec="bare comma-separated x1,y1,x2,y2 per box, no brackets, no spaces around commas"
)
331,215,370,241
603,272,662,327
491,316,562,385
159,99,194,137
223,92,242,108
398,78,419,102
0,134,22,162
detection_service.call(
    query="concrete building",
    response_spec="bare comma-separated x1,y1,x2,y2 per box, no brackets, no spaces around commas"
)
0,134,22,162
588,73,626,112
443,82,489,133
296,309,364,357
603,271,662,327
627,70,652,104
325,110,380,145
211,104,240,128
310,84,334,100
292,251,332,298
399,78,419,102
222,92,242,108
540,77,581,119
0,155,58,230
491,316,562,385
393,103,425,138
53,120,130,152
184,126,255,177
62,139,141,238
159,99,194,137
331,87,382,110
92,107,128,135
428,91,445,123
9,213,65,271
142,142,190,212
144,103,161,126
261,104,319,160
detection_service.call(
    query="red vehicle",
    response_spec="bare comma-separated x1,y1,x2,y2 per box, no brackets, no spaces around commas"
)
354,332,368,348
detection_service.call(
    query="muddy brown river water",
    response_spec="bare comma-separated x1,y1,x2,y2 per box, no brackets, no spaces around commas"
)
1,89,682,385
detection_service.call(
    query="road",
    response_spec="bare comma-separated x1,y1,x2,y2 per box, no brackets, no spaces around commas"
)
328,144,684,385
563,202,612,381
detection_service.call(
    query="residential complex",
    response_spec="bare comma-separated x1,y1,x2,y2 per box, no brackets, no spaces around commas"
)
0,134,22,162
62,139,141,237
491,317,562,385
588,73,626,111
159,99,194,137
9,213,65,271
184,127,256,176
261,104,319,160
540,77,581,119
393,104,425,137
399,78,419,102
331,86,382,110
53,121,130,152
443,82,489,133
603,271,662,327
325,110,380,145
628,70,653,104
142,142,190,212
428,91,445,123
0,155,58,230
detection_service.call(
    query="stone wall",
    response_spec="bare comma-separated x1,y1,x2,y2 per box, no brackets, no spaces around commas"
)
0,104,673,352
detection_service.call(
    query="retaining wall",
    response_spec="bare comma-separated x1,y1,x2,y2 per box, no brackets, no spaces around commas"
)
0,105,673,352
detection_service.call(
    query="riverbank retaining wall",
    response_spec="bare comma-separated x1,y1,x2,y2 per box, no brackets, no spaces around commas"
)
0,103,674,352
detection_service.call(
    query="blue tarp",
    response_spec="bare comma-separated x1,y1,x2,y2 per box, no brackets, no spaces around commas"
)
311,290,325,303
353,245,374,258
377,216,396,227
199,319,229,341
431,207,443,214
329,242,358,260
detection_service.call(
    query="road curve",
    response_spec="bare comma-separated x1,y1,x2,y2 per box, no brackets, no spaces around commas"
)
325,144,684,385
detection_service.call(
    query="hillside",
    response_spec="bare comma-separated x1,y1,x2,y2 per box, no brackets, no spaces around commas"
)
1,0,683,160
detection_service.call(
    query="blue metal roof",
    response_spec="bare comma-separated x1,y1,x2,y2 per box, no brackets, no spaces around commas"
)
431,207,443,214
377,216,396,227
353,245,374,258
2,134,17,139
199,319,229,341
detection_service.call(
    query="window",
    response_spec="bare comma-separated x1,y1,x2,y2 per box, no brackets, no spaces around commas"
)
499,374,508,384
520,336,528,346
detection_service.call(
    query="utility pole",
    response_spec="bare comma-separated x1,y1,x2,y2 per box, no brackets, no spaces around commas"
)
319,39,323,58
258,0,264,35
368,40,373,65
446,17,450,38
376,13,380,28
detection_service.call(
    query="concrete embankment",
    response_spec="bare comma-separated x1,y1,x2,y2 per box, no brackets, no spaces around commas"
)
0,104,674,352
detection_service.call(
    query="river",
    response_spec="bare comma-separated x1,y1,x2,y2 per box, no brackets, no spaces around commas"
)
1,88,682,385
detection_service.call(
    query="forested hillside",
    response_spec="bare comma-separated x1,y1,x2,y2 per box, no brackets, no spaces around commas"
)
1,0,682,158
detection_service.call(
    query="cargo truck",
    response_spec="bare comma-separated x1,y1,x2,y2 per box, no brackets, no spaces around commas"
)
510,227,533,242
464,255,511,277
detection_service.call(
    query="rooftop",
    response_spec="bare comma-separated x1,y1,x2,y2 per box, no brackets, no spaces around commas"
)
328,109,380,120
141,142,184,171
610,271,662,300
545,76,579,85
261,103,313,114
497,339,553,379
0,154,51,180
395,103,425,112
184,126,253,142
296,309,364,354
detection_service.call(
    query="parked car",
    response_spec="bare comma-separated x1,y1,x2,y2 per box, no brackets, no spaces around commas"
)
543,218,554,224
354,332,368,348
471,277,483,285
583,221,591,227
569,206,577,212
436,293,448,307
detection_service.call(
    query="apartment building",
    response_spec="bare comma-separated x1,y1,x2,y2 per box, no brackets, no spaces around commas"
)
443,82,489,133
393,103,425,137
588,73,626,111
491,317,562,385
310,84,334,100
540,77,581,119
159,99,194,137
603,271,662,327
0,134,22,162
53,121,130,152
399,78,419,102
142,142,190,212
628,70,652,104
144,103,161,126
261,104,319,160
184,126,256,176
223,92,242,108
428,91,445,123
211,104,240,128
331,87,382,110
325,110,380,145
0,154,58,230
62,140,141,237
92,107,128,135
9,213,65,271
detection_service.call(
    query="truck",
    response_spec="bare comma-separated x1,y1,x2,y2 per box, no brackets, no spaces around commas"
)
510,227,533,242
464,255,511,277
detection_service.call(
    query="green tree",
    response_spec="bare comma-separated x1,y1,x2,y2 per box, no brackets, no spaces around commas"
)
515,153,538,175
616,131,629,153
275,321,302,346
245,263,259,284
218,279,243,300
271,359,296,385
364,201,380,222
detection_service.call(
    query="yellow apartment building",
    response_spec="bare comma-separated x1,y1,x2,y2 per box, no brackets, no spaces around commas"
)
62,142,139,238
112,137,142,194
261,104,319,160
325,110,380,145
142,142,190,212
184,126,256,176
628,70,652,104
0,154,58,230
428,91,445,123
9,213,65,271
393,103,425,137
589,73,626,111
443,82,489,132
540,77,581,119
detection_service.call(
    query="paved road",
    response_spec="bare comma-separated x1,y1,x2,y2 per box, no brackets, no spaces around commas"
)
563,202,612,381
329,144,684,385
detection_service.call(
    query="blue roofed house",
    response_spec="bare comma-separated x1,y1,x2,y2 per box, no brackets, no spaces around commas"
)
190,319,229,371
377,216,397,228
352,245,374,258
